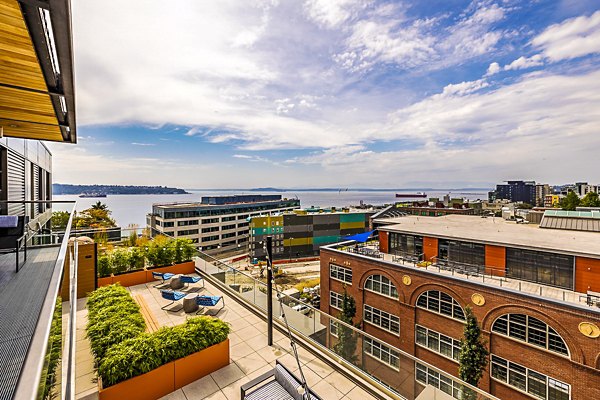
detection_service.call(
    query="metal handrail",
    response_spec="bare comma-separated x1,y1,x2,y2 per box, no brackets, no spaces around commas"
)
198,251,500,400
64,239,78,399
12,201,76,400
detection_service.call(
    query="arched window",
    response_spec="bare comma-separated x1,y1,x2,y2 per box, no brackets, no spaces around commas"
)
364,275,398,298
416,290,465,321
491,314,569,356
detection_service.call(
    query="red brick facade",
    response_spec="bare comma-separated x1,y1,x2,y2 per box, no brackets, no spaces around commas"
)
320,248,600,400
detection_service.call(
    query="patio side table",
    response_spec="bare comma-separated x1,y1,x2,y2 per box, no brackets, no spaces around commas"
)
183,293,199,313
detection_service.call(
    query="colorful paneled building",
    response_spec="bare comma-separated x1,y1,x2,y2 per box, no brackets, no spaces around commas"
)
249,209,374,260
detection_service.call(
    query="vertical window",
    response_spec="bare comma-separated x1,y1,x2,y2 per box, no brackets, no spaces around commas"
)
329,291,343,309
416,291,465,321
363,304,400,334
330,263,352,284
415,325,461,362
364,337,399,369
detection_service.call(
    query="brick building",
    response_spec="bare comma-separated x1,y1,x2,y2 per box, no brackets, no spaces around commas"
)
320,215,600,400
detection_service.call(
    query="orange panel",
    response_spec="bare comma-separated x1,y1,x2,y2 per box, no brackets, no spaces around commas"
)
97,276,114,287
174,339,230,388
485,245,506,277
379,231,389,253
112,270,147,288
99,361,175,400
575,257,600,293
423,237,438,262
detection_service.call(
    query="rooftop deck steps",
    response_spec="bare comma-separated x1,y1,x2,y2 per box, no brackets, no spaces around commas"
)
134,294,160,333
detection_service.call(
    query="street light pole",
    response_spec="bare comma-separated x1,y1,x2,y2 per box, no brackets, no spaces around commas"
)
266,236,273,346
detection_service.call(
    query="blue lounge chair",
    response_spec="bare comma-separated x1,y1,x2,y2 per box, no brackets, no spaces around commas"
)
180,275,204,291
160,290,186,311
196,295,224,314
152,272,175,287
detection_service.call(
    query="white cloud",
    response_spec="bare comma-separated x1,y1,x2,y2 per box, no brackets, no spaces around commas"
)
131,142,155,146
232,154,252,159
439,79,489,97
532,10,600,61
303,0,370,28
504,54,544,70
486,61,501,75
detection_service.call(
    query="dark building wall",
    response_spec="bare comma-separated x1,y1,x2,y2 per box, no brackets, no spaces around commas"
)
321,248,600,400
495,181,536,205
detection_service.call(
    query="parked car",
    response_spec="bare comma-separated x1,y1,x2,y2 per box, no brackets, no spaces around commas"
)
292,303,311,315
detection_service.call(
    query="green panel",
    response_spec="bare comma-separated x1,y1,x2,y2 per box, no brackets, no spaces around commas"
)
339,213,365,223
313,235,340,245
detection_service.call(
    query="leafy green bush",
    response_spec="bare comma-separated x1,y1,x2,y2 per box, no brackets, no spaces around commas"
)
145,235,175,267
111,248,130,275
128,247,145,270
172,238,196,264
39,298,62,399
98,255,112,278
98,317,230,387
86,285,145,360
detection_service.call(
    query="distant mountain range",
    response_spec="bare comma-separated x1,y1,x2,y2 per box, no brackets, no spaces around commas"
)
186,187,492,192
53,184,189,195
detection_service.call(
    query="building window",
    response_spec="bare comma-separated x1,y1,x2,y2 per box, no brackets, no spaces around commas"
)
415,363,465,399
364,337,399,369
330,263,352,284
389,233,423,257
415,325,460,361
491,314,569,356
222,232,236,239
438,240,485,269
222,224,236,230
416,290,465,321
202,218,219,224
364,274,398,298
506,248,574,290
330,320,338,337
163,222,174,228
177,219,198,226
201,235,219,242
178,229,199,236
201,226,219,233
491,355,570,400
330,291,343,309
364,304,400,335
222,216,236,222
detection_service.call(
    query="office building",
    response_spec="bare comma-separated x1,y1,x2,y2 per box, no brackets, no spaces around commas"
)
320,214,600,399
535,183,551,207
249,209,373,260
491,180,536,205
147,195,300,253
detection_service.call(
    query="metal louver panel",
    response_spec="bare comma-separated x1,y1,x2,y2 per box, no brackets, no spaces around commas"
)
32,165,40,218
7,151,25,216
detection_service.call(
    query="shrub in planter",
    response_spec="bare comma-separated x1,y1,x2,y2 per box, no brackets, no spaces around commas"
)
111,248,130,275
171,238,196,264
145,235,175,268
128,247,145,271
98,254,112,278
86,285,146,360
98,316,230,387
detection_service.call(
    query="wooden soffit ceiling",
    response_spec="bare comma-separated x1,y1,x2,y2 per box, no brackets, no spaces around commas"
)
0,0,67,142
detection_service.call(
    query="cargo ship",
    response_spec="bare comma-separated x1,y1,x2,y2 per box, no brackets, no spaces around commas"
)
395,192,427,198
79,193,107,198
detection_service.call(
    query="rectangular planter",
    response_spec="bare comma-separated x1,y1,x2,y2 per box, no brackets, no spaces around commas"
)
98,339,230,400
150,261,196,276
174,338,230,388
99,361,175,400
112,269,147,287
97,276,113,287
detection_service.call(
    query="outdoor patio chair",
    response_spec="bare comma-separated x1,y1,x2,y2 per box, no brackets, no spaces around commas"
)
195,295,225,314
0,215,28,273
160,290,186,311
180,275,205,291
240,360,322,400
152,271,175,287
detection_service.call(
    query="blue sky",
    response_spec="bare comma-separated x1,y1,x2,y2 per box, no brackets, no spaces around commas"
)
49,0,600,188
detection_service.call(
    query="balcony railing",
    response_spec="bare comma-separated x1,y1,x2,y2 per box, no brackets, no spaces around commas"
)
195,252,499,400
0,201,78,400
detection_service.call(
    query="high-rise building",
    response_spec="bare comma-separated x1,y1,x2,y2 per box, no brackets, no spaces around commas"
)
535,183,551,207
147,195,300,253
493,180,536,205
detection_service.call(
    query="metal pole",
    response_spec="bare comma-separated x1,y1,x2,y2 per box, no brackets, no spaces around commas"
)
267,236,273,346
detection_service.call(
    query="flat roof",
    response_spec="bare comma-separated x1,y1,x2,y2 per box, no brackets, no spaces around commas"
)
377,215,600,258
153,198,298,209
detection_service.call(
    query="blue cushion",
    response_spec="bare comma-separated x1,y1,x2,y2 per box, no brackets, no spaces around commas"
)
180,275,201,283
197,295,221,306
153,272,175,279
161,290,186,301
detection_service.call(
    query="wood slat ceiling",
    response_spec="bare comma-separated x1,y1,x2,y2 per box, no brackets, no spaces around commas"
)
0,0,64,142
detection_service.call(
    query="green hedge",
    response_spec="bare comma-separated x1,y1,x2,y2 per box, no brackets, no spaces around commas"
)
86,284,230,388
86,285,146,360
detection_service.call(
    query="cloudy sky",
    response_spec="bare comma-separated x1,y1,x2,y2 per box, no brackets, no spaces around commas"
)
49,0,600,189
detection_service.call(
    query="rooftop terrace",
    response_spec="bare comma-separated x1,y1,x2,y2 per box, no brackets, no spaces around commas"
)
376,215,600,258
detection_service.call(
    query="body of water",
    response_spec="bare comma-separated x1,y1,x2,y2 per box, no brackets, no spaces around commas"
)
54,189,489,228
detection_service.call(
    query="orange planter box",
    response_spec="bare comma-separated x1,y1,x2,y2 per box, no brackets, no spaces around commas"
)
174,338,230,388
112,270,147,287
149,261,196,276
99,361,175,400
97,276,113,287
98,339,230,400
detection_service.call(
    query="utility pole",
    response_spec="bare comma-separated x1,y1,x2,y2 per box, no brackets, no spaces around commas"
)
266,236,273,346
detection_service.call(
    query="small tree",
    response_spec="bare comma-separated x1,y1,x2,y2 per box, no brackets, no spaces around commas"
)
581,191,600,207
333,285,358,364
51,211,71,230
459,306,489,389
559,191,581,211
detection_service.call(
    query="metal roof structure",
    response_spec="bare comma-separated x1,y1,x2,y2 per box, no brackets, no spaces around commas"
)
540,209,600,232
0,0,76,143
